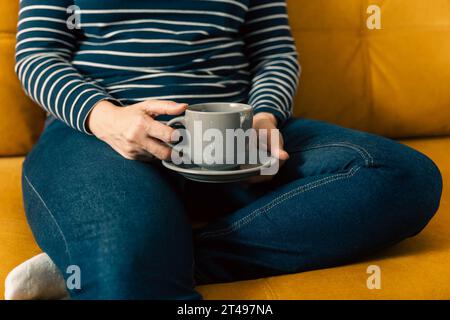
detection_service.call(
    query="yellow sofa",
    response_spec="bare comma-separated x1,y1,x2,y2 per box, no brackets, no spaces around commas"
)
1,0,449,299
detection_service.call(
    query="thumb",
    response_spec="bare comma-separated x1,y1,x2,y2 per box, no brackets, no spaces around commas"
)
269,131,290,161
138,100,188,116
271,146,290,161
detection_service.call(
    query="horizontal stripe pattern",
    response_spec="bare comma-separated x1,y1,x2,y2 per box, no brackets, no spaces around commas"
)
16,0,300,133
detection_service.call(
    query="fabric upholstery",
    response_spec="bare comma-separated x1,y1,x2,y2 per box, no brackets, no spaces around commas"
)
0,158,42,300
0,1,45,156
288,0,450,137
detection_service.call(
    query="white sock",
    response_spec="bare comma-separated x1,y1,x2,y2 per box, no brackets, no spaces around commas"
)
5,253,69,300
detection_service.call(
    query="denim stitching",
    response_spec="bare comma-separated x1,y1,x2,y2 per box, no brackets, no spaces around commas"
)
198,166,362,239
289,142,375,167
23,174,72,263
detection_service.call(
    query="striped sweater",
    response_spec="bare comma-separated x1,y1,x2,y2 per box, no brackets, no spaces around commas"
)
16,0,300,134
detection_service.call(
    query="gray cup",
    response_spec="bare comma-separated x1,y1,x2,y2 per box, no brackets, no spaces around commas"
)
167,103,253,170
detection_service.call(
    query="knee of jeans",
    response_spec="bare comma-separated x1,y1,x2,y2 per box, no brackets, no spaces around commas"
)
377,147,443,236
408,153,442,234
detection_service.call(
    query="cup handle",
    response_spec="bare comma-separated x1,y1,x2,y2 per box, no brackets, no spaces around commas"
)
166,116,186,128
240,110,253,127
166,116,190,160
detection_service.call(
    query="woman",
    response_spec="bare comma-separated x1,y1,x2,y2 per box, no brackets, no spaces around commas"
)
16,0,442,299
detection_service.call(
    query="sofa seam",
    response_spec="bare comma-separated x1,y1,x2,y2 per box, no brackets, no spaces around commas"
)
262,278,279,300
0,31,16,37
361,0,376,133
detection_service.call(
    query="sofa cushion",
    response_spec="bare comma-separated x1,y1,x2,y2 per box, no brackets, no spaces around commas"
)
0,2,45,156
0,157,42,300
1,138,449,299
288,0,450,138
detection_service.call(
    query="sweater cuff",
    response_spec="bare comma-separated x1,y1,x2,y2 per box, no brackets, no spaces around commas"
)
78,93,121,135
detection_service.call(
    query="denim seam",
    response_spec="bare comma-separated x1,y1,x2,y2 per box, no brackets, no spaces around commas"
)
23,173,72,263
290,142,374,167
198,165,362,240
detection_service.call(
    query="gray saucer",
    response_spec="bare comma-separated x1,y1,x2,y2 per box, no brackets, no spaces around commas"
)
162,158,276,183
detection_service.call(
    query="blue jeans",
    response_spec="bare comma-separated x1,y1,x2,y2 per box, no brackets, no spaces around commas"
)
22,117,443,299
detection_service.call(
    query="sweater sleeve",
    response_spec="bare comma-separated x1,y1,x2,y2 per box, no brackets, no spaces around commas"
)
15,0,116,134
242,0,301,126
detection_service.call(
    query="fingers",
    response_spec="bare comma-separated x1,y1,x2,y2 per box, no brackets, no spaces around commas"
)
130,152,157,163
272,133,289,161
268,134,289,178
259,129,290,161
271,147,290,161
246,128,289,184
143,114,178,143
143,137,173,161
270,131,288,158
138,100,188,117
116,134,172,162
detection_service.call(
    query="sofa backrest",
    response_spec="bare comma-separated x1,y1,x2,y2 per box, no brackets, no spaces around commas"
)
0,1,45,156
289,0,450,137
0,0,449,156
